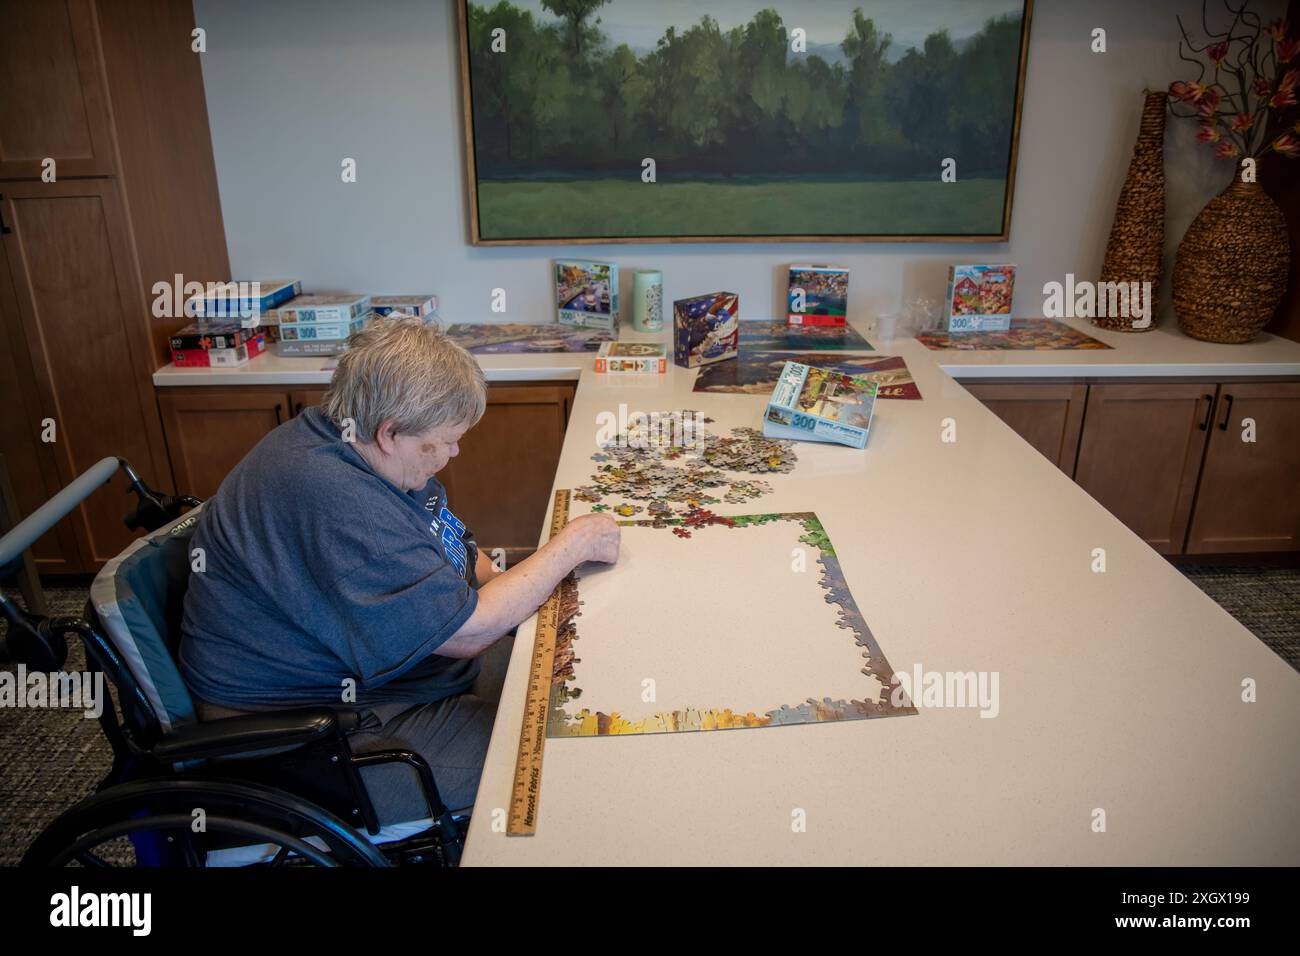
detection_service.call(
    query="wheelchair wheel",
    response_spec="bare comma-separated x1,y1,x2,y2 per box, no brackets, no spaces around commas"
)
21,778,391,868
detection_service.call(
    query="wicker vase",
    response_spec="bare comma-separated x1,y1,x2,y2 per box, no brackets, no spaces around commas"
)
1172,177,1291,343
1096,90,1166,332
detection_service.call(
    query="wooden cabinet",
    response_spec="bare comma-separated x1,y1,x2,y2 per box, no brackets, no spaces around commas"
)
0,0,229,574
156,381,576,563
1185,383,1300,553
0,255,83,572
963,377,1300,556
963,383,1087,473
1,180,174,568
0,0,117,178
157,389,288,500
1073,383,1212,554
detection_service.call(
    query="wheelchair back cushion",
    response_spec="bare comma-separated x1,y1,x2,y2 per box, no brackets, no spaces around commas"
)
90,506,204,732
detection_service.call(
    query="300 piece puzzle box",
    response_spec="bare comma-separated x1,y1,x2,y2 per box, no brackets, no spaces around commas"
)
555,260,618,331
944,264,1016,332
763,361,878,449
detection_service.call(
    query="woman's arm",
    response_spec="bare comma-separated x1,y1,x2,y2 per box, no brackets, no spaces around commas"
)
436,513,620,659
474,547,502,586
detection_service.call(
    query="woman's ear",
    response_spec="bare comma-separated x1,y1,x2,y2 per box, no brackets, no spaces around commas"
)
372,418,401,455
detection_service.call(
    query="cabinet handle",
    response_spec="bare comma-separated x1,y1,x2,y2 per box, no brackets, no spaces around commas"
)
0,194,11,235
1198,393,1214,431
274,403,283,425
294,402,304,416
1217,393,1234,431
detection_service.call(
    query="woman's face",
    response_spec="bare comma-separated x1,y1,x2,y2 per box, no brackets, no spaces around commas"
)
390,419,471,490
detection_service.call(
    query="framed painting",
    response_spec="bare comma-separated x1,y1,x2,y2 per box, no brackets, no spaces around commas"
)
457,0,1033,245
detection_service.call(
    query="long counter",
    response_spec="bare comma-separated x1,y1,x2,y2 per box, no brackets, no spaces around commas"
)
156,317,1300,865
153,315,1300,386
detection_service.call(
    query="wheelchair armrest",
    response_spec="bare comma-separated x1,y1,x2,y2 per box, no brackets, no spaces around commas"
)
153,707,359,763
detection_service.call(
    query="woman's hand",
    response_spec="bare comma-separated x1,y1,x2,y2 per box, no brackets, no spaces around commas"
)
561,512,621,564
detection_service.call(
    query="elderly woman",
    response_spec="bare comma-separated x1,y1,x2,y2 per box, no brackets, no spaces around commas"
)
179,317,619,813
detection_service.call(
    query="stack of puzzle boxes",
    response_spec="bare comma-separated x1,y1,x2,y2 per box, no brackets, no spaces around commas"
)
271,293,373,356
171,279,301,367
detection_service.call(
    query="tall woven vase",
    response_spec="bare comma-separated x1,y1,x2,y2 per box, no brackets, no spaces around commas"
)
1172,177,1291,343
1095,90,1166,332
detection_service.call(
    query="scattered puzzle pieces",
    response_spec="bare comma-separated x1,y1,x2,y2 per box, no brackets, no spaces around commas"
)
577,410,798,518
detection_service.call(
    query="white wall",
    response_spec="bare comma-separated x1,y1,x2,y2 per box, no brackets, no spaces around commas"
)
193,0,1280,327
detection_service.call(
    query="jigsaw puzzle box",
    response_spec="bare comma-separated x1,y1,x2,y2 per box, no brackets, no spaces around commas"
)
169,322,259,352
944,264,1016,332
371,295,437,318
171,333,266,368
185,279,301,324
762,361,878,449
555,260,618,331
786,265,848,328
278,313,369,343
673,292,739,368
594,341,667,374
270,293,372,325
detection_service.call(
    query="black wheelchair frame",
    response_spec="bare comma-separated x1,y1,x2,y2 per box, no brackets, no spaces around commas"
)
1,458,465,867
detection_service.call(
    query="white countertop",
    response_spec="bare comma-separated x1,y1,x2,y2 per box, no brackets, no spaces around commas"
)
930,316,1300,379
451,322,1300,866
151,316,1300,387
153,318,1300,864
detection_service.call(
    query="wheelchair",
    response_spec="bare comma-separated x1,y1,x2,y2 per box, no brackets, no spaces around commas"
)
1,458,466,867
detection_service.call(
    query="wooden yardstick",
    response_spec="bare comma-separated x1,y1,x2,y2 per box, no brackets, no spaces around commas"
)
506,488,570,836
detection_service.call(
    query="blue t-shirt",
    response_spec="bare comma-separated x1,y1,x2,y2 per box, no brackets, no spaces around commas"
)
179,406,480,710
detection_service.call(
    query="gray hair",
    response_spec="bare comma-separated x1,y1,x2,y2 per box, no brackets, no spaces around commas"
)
322,316,486,441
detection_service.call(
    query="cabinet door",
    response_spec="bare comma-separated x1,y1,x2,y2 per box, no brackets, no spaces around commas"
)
1,181,171,570
963,383,1087,474
1186,382,1300,553
1074,383,1213,554
158,389,289,500
0,267,84,572
440,383,575,566
0,0,117,178
289,389,330,418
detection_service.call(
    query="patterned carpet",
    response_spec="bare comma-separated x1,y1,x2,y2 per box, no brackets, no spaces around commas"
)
2,568,1298,866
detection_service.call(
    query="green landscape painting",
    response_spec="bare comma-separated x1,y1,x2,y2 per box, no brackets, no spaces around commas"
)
459,0,1031,243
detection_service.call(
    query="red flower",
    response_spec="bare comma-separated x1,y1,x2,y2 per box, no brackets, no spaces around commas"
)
1253,76,1272,97
1266,19,1288,42
1214,141,1239,158
1231,113,1254,130
1270,70,1299,107
1207,42,1230,64
1177,81,1213,103
1197,124,1221,143
1271,131,1300,156
1279,38,1300,62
